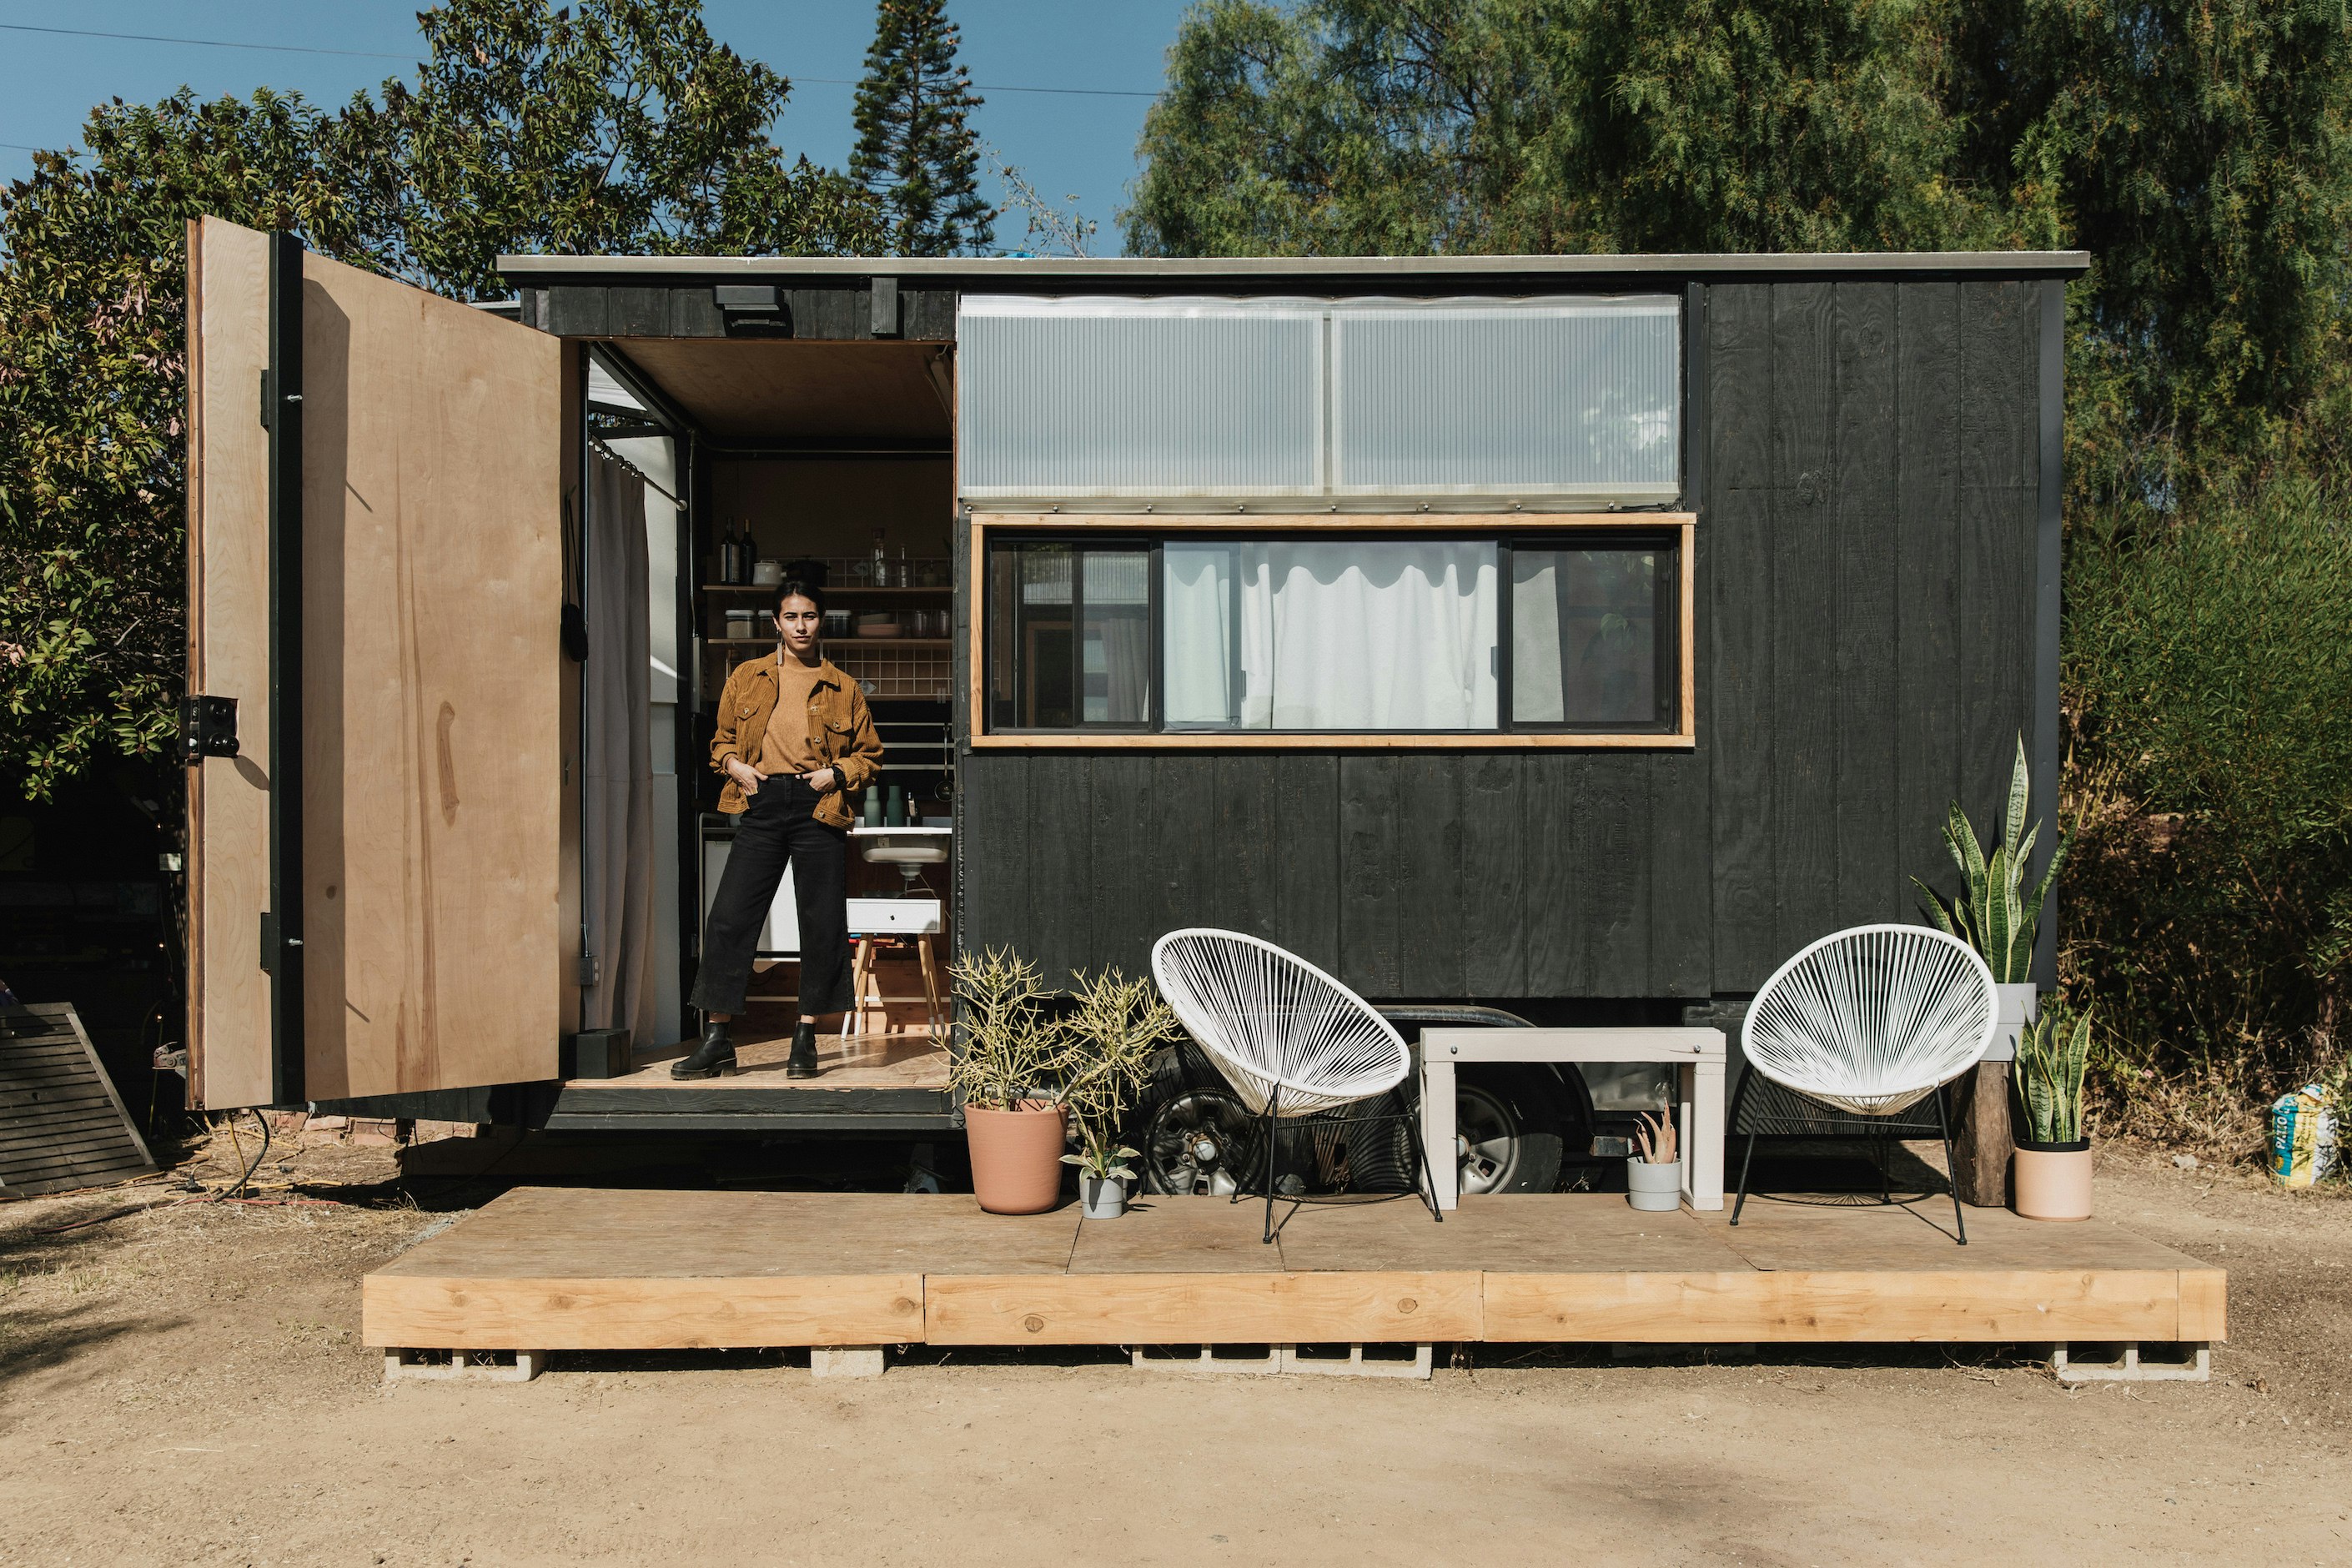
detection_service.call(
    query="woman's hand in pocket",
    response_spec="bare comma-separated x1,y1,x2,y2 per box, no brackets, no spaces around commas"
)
805,766,839,793
725,756,762,796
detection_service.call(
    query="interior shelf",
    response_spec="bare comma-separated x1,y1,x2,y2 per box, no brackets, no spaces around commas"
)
702,584,950,596
708,637,952,648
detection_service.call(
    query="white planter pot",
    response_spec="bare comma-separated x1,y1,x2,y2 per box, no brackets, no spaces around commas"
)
1983,983,2038,1063
1080,1173,1128,1219
1626,1158,1683,1212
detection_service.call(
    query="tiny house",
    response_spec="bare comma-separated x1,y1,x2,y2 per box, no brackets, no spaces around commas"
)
181,217,2080,1190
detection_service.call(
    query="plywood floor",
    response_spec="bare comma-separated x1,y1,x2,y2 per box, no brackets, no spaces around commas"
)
580,1032,948,1092
364,1190,2225,1352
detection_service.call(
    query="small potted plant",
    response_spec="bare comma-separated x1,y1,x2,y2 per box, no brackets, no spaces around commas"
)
2012,1004,2093,1220
1057,966,1182,1219
1916,736,2068,1060
949,948,1069,1214
1626,1109,1681,1211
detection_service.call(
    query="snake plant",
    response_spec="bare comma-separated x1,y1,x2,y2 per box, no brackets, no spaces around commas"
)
1914,736,2067,983
2013,1006,2093,1143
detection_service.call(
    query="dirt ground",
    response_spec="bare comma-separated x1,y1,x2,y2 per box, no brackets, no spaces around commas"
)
3,1133,2347,1568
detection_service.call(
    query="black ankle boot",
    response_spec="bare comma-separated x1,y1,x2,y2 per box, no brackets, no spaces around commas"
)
671,1019,736,1080
785,1020,821,1079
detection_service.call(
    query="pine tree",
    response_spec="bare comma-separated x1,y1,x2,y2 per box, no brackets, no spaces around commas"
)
851,0,995,255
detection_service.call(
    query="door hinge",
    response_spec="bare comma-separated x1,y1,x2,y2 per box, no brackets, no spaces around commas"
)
179,695,240,763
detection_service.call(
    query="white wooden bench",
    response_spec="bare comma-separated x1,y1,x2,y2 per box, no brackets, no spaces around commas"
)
1419,1028,1728,1211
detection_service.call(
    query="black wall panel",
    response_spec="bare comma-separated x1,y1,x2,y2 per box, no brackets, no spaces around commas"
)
947,275,2048,1002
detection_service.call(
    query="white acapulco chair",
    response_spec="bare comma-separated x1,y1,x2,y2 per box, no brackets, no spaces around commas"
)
1731,923,1998,1244
1150,928,1442,1244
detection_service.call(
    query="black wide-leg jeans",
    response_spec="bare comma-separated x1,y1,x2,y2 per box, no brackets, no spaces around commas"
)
690,775,852,1019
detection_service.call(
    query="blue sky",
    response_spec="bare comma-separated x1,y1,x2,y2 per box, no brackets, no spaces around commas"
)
0,1,1199,254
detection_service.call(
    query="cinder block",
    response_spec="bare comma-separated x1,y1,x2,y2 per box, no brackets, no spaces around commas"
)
811,1345,886,1380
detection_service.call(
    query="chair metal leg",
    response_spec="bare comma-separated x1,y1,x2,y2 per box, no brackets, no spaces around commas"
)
1731,1130,1761,1225
1260,1083,1281,1245
1402,1084,1443,1224
1729,1069,1758,1226
1934,1081,1968,1246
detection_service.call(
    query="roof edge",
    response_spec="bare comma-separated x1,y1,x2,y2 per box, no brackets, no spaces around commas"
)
497,249,2091,281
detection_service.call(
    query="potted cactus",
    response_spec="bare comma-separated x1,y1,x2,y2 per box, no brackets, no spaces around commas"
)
2011,1006,2094,1220
1626,1109,1682,1211
949,948,1070,1214
1915,736,2069,1061
1057,967,1182,1219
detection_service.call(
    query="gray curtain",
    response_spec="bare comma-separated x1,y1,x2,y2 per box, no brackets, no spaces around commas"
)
582,451,656,1047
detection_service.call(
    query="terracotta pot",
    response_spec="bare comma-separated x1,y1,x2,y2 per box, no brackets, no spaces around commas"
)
2013,1139,2093,1221
966,1101,1067,1214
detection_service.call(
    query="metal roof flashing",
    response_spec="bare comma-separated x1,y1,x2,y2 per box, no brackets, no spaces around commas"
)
497,250,2090,284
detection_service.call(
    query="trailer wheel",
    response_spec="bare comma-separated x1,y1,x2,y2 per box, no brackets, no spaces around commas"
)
1138,1085,1252,1196
1128,1048,1573,1199
1451,1068,1568,1196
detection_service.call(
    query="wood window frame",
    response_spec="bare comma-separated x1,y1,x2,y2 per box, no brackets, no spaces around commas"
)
967,512,1696,750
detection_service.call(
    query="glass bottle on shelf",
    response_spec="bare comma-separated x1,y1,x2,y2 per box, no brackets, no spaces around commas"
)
871,529,888,587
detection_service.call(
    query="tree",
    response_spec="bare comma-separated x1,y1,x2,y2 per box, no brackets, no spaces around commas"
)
337,0,882,299
851,0,995,255
0,0,885,802
1124,0,2002,259
1128,0,2352,495
0,90,380,799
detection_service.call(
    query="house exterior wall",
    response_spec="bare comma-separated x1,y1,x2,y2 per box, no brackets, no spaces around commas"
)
516,266,2053,1003
956,277,2048,1002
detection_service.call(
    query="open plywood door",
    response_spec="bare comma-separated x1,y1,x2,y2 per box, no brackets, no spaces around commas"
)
187,217,568,1105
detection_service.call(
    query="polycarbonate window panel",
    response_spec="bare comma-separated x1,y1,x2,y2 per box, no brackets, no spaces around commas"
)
959,297,1324,499
1332,298,1680,499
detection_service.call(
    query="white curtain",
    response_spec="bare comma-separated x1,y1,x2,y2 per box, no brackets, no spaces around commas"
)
1164,540,1497,729
582,451,658,1048
1511,555,1565,723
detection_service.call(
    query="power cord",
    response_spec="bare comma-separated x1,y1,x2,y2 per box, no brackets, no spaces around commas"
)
212,1106,271,1201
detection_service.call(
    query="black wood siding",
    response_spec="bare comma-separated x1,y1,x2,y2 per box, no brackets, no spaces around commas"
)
951,279,2047,1000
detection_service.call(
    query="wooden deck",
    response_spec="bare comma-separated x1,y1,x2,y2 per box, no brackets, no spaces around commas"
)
364,1189,2225,1353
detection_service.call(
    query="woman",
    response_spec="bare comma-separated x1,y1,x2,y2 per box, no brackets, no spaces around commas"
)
673,579,883,1080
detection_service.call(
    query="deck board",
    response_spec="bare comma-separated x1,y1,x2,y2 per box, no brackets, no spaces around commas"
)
363,1189,2224,1352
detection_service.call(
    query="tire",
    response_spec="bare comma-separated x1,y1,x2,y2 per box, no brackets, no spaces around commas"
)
1450,1065,1573,1195
1129,1044,1255,1196
1126,1048,1581,1199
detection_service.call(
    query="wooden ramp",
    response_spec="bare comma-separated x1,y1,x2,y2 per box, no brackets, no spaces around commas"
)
364,1190,2224,1354
1,1003,157,1198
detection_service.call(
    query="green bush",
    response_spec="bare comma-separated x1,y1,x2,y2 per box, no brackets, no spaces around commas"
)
2063,465,2352,1142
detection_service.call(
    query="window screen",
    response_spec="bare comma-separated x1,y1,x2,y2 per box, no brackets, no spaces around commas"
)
1510,541,1675,729
987,540,1153,730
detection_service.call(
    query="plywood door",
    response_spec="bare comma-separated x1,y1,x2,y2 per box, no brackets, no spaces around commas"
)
186,217,275,1108
187,218,566,1104
297,247,565,1098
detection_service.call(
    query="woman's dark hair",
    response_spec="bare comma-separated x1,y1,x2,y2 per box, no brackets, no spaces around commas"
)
774,578,826,615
